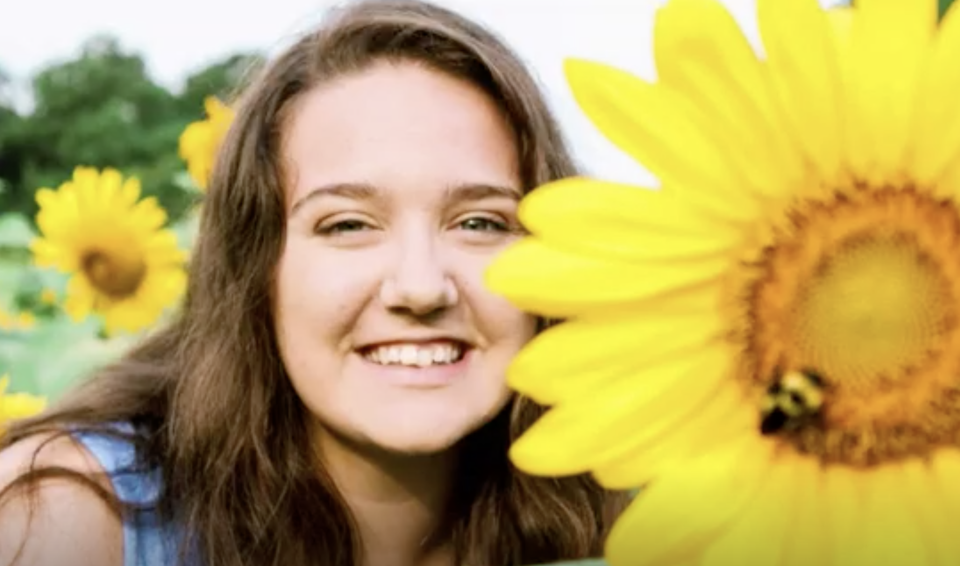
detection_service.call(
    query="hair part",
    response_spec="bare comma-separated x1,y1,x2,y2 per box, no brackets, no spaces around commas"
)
1,1,629,565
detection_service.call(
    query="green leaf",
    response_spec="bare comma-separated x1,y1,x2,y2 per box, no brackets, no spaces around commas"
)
941,0,956,20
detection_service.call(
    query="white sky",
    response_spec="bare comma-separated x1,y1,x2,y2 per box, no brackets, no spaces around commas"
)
0,0,843,185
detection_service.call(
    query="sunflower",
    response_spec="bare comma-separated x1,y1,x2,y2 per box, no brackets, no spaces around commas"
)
0,308,36,331
486,0,960,564
178,96,234,191
39,287,57,306
0,375,46,433
30,167,187,335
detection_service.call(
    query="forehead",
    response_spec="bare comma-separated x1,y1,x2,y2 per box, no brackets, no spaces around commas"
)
281,61,521,205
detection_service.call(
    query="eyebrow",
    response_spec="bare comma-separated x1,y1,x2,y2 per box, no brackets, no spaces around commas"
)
290,182,522,215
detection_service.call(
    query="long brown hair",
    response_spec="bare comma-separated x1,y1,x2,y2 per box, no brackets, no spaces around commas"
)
1,1,629,565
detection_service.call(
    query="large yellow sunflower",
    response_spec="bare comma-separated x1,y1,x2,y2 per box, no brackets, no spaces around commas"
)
31,167,187,335
0,375,46,434
178,96,234,191
486,0,960,564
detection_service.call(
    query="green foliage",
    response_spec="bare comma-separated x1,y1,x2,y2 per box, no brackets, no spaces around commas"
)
179,53,265,113
0,35,260,400
0,35,260,224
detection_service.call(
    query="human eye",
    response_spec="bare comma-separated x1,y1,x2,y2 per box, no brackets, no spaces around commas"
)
457,215,510,233
451,213,523,247
314,216,375,236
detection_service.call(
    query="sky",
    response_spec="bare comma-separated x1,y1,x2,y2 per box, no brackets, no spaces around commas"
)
0,0,843,185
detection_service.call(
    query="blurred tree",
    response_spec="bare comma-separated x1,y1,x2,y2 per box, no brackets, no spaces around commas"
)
1,36,262,223
0,64,25,213
6,35,191,219
179,52,264,115
0,65,12,107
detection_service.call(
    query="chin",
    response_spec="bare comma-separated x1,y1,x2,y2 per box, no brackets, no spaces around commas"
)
322,392,513,457
365,421,479,455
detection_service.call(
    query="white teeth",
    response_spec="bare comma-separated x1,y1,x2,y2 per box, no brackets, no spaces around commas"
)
364,342,463,367
400,345,418,365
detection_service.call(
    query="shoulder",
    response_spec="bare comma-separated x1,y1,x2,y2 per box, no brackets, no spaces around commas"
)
0,432,123,566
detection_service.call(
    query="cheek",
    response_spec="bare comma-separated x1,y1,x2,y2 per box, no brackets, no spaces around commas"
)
272,243,384,388
488,300,538,349
454,251,538,349
462,278,538,351
274,241,378,327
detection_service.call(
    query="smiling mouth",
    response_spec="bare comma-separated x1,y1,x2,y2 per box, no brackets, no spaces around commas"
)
360,341,468,367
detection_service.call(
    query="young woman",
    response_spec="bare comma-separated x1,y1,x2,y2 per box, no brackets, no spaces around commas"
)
0,1,629,565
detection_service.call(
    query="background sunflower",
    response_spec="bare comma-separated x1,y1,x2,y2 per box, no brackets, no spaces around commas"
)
30,166,188,336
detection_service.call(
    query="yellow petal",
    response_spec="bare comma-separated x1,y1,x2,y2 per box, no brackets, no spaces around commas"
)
63,275,95,322
485,238,730,319
756,0,844,182
848,0,936,182
97,168,123,209
847,463,932,566
909,0,960,187
930,450,960,561
827,7,853,42
119,177,142,208
900,458,960,566
204,96,227,118
699,452,800,566
508,310,723,405
653,0,803,200
509,343,731,475
604,436,773,566
518,178,742,263
822,464,865,566
0,391,47,421
593,384,755,488
780,457,829,566
563,58,762,221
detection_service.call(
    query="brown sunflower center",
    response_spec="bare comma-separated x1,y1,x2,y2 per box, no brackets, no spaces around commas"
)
81,249,147,300
740,187,960,467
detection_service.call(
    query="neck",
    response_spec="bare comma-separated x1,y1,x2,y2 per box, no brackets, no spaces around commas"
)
313,427,459,566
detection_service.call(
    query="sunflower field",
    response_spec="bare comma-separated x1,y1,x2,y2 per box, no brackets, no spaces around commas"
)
0,127,220,417
0,37,253,421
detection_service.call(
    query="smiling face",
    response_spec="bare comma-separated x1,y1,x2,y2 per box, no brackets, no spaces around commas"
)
274,61,537,455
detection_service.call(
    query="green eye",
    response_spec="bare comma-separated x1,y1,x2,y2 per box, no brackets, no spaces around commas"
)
459,217,508,232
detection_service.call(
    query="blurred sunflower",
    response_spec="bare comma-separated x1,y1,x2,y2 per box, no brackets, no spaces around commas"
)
39,287,57,306
0,308,36,331
0,375,46,433
30,167,187,335
178,96,234,191
487,0,960,565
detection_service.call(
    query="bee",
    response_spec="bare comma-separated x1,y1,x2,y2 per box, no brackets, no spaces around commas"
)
759,368,826,435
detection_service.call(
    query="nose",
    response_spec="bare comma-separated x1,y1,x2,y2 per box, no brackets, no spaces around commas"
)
379,235,458,317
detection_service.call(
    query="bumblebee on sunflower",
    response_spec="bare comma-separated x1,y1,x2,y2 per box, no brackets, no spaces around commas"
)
486,0,960,564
